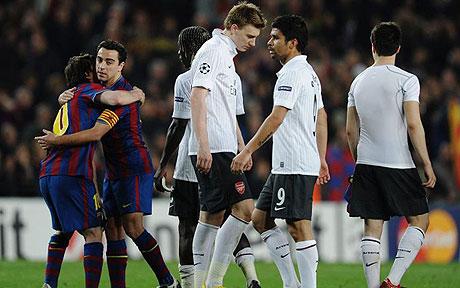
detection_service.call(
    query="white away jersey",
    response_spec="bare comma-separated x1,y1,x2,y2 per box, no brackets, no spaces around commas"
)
272,55,324,175
348,65,419,168
188,29,242,155
172,70,197,182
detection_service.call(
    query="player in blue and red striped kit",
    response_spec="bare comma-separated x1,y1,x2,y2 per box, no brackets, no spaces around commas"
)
40,40,180,288
37,53,144,288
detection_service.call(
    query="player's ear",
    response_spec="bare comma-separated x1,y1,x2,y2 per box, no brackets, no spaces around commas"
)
396,46,401,55
118,61,125,72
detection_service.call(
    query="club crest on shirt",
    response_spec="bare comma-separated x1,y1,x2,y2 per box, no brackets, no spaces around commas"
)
199,63,211,74
234,181,245,195
278,85,292,92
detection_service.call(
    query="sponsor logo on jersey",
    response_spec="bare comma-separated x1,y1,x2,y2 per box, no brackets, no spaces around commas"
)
278,85,292,92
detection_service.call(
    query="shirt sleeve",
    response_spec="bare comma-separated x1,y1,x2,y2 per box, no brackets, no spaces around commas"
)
172,73,192,119
402,75,420,102
273,71,300,110
235,74,245,115
97,109,119,128
316,77,324,110
84,84,107,102
191,47,220,91
347,78,357,107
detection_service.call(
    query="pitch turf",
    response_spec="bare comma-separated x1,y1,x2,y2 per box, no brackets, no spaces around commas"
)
0,261,458,287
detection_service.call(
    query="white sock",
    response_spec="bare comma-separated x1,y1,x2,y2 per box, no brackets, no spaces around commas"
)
193,221,218,288
361,236,381,288
235,247,258,286
388,226,425,285
178,264,194,288
295,240,318,288
261,226,298,288
206,215,248,287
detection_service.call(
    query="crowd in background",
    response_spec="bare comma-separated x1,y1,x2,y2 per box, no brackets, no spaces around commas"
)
0,0,458,203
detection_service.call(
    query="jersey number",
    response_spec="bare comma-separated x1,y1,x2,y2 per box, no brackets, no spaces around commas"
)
276,188,285,206
52,103,69,135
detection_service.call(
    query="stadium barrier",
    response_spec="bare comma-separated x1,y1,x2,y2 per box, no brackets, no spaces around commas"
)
4,198,457,263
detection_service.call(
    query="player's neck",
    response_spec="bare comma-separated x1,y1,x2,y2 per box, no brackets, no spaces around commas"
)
281,51,301,65
106,73,122,87
373,55,396,66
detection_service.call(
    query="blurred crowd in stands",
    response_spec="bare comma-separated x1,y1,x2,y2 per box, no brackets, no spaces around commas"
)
0,0,459,203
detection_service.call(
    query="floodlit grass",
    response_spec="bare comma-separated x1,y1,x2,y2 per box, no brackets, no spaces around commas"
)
0,260,458,287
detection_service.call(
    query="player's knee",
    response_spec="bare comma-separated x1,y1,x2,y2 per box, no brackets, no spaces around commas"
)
50,232,72,248
81,227,103,243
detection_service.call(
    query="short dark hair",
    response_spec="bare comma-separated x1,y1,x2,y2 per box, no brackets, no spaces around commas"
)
370,22,401,56
178,26,211,69
64,54,95,87
224,1,266,30
272,15,309,54
96,40,127,63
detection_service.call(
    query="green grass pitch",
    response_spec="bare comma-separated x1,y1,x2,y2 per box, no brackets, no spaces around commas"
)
0,261,459,287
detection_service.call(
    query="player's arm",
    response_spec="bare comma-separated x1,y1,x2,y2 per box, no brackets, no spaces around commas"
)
58,87,76,106
35,109,118,147
154,118,188,192
95,86,145,106
231,105,288,173
236,119,252,171
346,106,360,161
404,101,436,188
191,86,212,174
316,108,330,184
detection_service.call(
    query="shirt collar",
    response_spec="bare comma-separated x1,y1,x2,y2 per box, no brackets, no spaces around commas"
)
276,55,308,77
212,28,238,57
107,75,125,89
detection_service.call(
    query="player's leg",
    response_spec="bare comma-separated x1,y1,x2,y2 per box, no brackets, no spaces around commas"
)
362,219,384,288
386,213,429,286
376,166,430,287
206,153,254,287
80,227,104,288
171,179,201,288
252,208,298,288
103,179,128,288
254,174,299,288
40,176,73,288
233,232,260,288
119,173,178,287
43,231,73,288
206,198,253,287
348,165,388,288
286,219,317,288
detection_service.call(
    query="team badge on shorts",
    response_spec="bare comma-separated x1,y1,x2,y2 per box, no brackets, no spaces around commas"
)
199,63,211,74
234,181,245,195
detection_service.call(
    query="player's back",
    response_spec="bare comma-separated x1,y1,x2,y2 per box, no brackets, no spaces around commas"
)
349,65,418,168
40,83,106,179
101,76,153,179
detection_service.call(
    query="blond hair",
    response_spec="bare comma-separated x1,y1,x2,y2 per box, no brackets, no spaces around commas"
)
224,1,266,30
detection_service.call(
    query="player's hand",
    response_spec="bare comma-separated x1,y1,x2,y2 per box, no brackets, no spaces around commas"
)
131,86,145,106
94,193,107,228
34,129,59,150
422,162,436,188
196,147,212,174
58,87,76,106
154,168,172,192
316,160,330,185
231,150,252,174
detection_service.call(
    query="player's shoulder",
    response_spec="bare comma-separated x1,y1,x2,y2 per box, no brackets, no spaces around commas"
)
385,65,417,80
176,70,193,85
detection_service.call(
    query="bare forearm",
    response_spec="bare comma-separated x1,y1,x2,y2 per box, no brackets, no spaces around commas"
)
236,124,245,152
316,109,328,162
56,129,101,146
191,95,209,150
408,124,432,166
245,115,282,154
346,107,359,161
100,90,139,106
158,119,187,170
